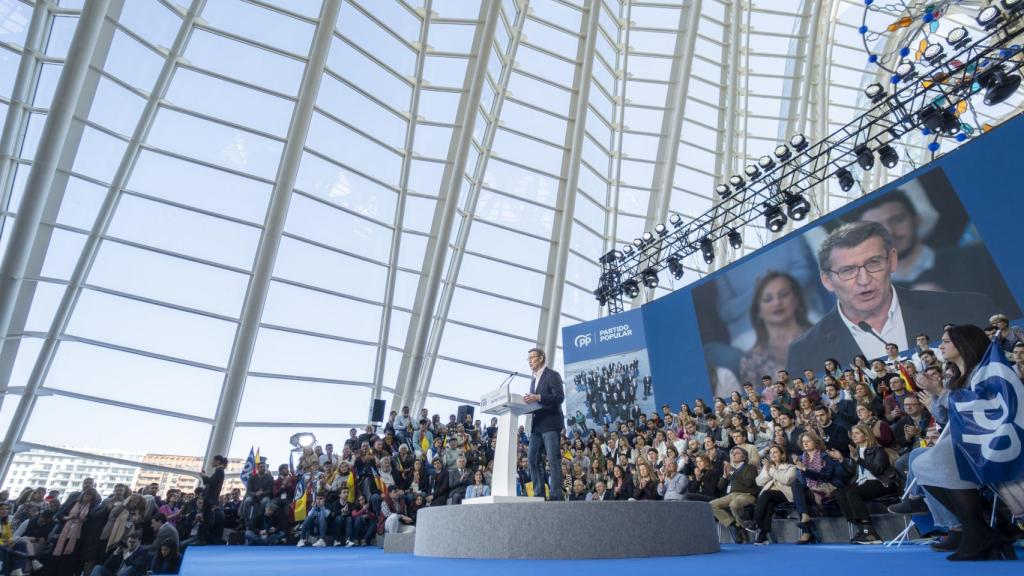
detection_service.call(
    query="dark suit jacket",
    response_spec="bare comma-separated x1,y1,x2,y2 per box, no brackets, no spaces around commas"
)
820,420,851,456
202,468,224,506
103,546,150,576
429,469,450,506
717,462,758,496
786,287,995,375
530,367,565,433
783,426,805,457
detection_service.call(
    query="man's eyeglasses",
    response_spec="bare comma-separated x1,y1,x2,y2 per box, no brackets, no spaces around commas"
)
827,255,888,281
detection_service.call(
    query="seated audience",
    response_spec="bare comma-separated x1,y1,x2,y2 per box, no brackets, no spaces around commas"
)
752,444,797,545
710,447,758,544
834,424,898,544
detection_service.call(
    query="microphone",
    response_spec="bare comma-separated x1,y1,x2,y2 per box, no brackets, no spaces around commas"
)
856,321,890,348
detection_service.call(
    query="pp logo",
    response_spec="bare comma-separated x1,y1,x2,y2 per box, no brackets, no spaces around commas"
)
573,333,593,348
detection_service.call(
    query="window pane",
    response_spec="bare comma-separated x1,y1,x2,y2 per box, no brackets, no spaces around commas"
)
66,289,236,367
24,396,211,458
45,341,223,418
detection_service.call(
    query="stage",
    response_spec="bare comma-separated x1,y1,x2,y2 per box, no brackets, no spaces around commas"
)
179,543,1023,575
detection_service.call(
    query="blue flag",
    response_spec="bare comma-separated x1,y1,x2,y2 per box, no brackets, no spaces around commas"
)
239,446,256,484
949,341,1024,484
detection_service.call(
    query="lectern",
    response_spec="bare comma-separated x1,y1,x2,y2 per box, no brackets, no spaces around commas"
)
463,380,543,504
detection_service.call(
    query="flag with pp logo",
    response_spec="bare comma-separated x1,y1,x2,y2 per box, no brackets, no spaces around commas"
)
949,341,1024,484
239,446,256,484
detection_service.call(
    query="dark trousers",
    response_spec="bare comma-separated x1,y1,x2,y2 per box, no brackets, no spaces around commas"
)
331,515,349,539
754,490,789,532
791,482,810,515
346,516,376,543
1,542,29,575
528,430,562,500
836,480,893,524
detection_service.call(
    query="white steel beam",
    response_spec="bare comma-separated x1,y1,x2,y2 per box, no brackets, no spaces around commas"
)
0,0,51,238
203,0,343,469
645,0,703,229
409,1,531,412
0,0,117,479
537,0,602,355
369,0,433,414
394,0,501,410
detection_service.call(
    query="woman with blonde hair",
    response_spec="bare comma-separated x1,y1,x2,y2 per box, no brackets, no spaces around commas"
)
752,444,797,544
834,423,898,544
633,462,659,500
101,493,146,554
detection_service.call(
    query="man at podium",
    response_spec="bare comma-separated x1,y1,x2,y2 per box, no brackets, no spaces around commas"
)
522,347,566,501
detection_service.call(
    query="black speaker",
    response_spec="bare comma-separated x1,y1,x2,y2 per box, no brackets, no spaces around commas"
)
370,399,386,423
457,404,474,423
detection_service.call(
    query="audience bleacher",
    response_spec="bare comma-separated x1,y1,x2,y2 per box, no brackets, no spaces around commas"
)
2,321,1022,574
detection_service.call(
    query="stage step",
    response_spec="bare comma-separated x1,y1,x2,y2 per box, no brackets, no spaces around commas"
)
718,514,920,544
383,532,416,553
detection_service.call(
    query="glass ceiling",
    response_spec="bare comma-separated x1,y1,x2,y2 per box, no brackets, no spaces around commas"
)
0,0,1019,475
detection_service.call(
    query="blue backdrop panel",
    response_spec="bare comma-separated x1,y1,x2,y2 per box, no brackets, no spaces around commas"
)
643,288,712,407
941,118,1024,308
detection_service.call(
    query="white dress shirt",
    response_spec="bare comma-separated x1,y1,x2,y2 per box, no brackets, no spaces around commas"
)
837,285,908,360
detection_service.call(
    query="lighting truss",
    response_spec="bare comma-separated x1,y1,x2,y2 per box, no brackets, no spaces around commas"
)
594,10,1024,315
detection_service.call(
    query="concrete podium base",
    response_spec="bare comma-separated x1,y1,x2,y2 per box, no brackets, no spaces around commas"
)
383,532,416,553
414,500,720,559
462,495,544,505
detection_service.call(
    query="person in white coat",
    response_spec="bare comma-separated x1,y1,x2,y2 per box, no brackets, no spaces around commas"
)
751,444,798,545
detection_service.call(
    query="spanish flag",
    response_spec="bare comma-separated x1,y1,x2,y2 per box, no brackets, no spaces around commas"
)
898,363,918,393
292,474,308,522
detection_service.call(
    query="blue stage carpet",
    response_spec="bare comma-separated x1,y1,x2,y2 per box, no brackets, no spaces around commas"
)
180,543,1022,575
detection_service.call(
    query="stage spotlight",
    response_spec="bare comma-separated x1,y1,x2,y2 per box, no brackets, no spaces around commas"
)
290,432,317,449
622,278,640,299
666,255,684,280
641,268,659,289
632,238,643,249
743,164,760,180
918,105,960,135
669,213,683,227
1003,0,1024,12
895,60,916,81
764,205,787,232
716,184,732,199
599,249,621,265
877,143,899,169
758,155,776,171
854,143,874,170
699,237,714,265
783,192,811,221
622,244,634,256
864,83,886,103
643,231,656,244
923,42,945,65
835,167,855,192
978,64,1022,105
789,133,808,151
727,229,743,250
946,26,970,49
977,5,1002,29
728,174,745,190
773,144,791,161
654,223,668,237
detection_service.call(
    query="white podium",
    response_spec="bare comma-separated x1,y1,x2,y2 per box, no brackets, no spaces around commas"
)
463,381,544,504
